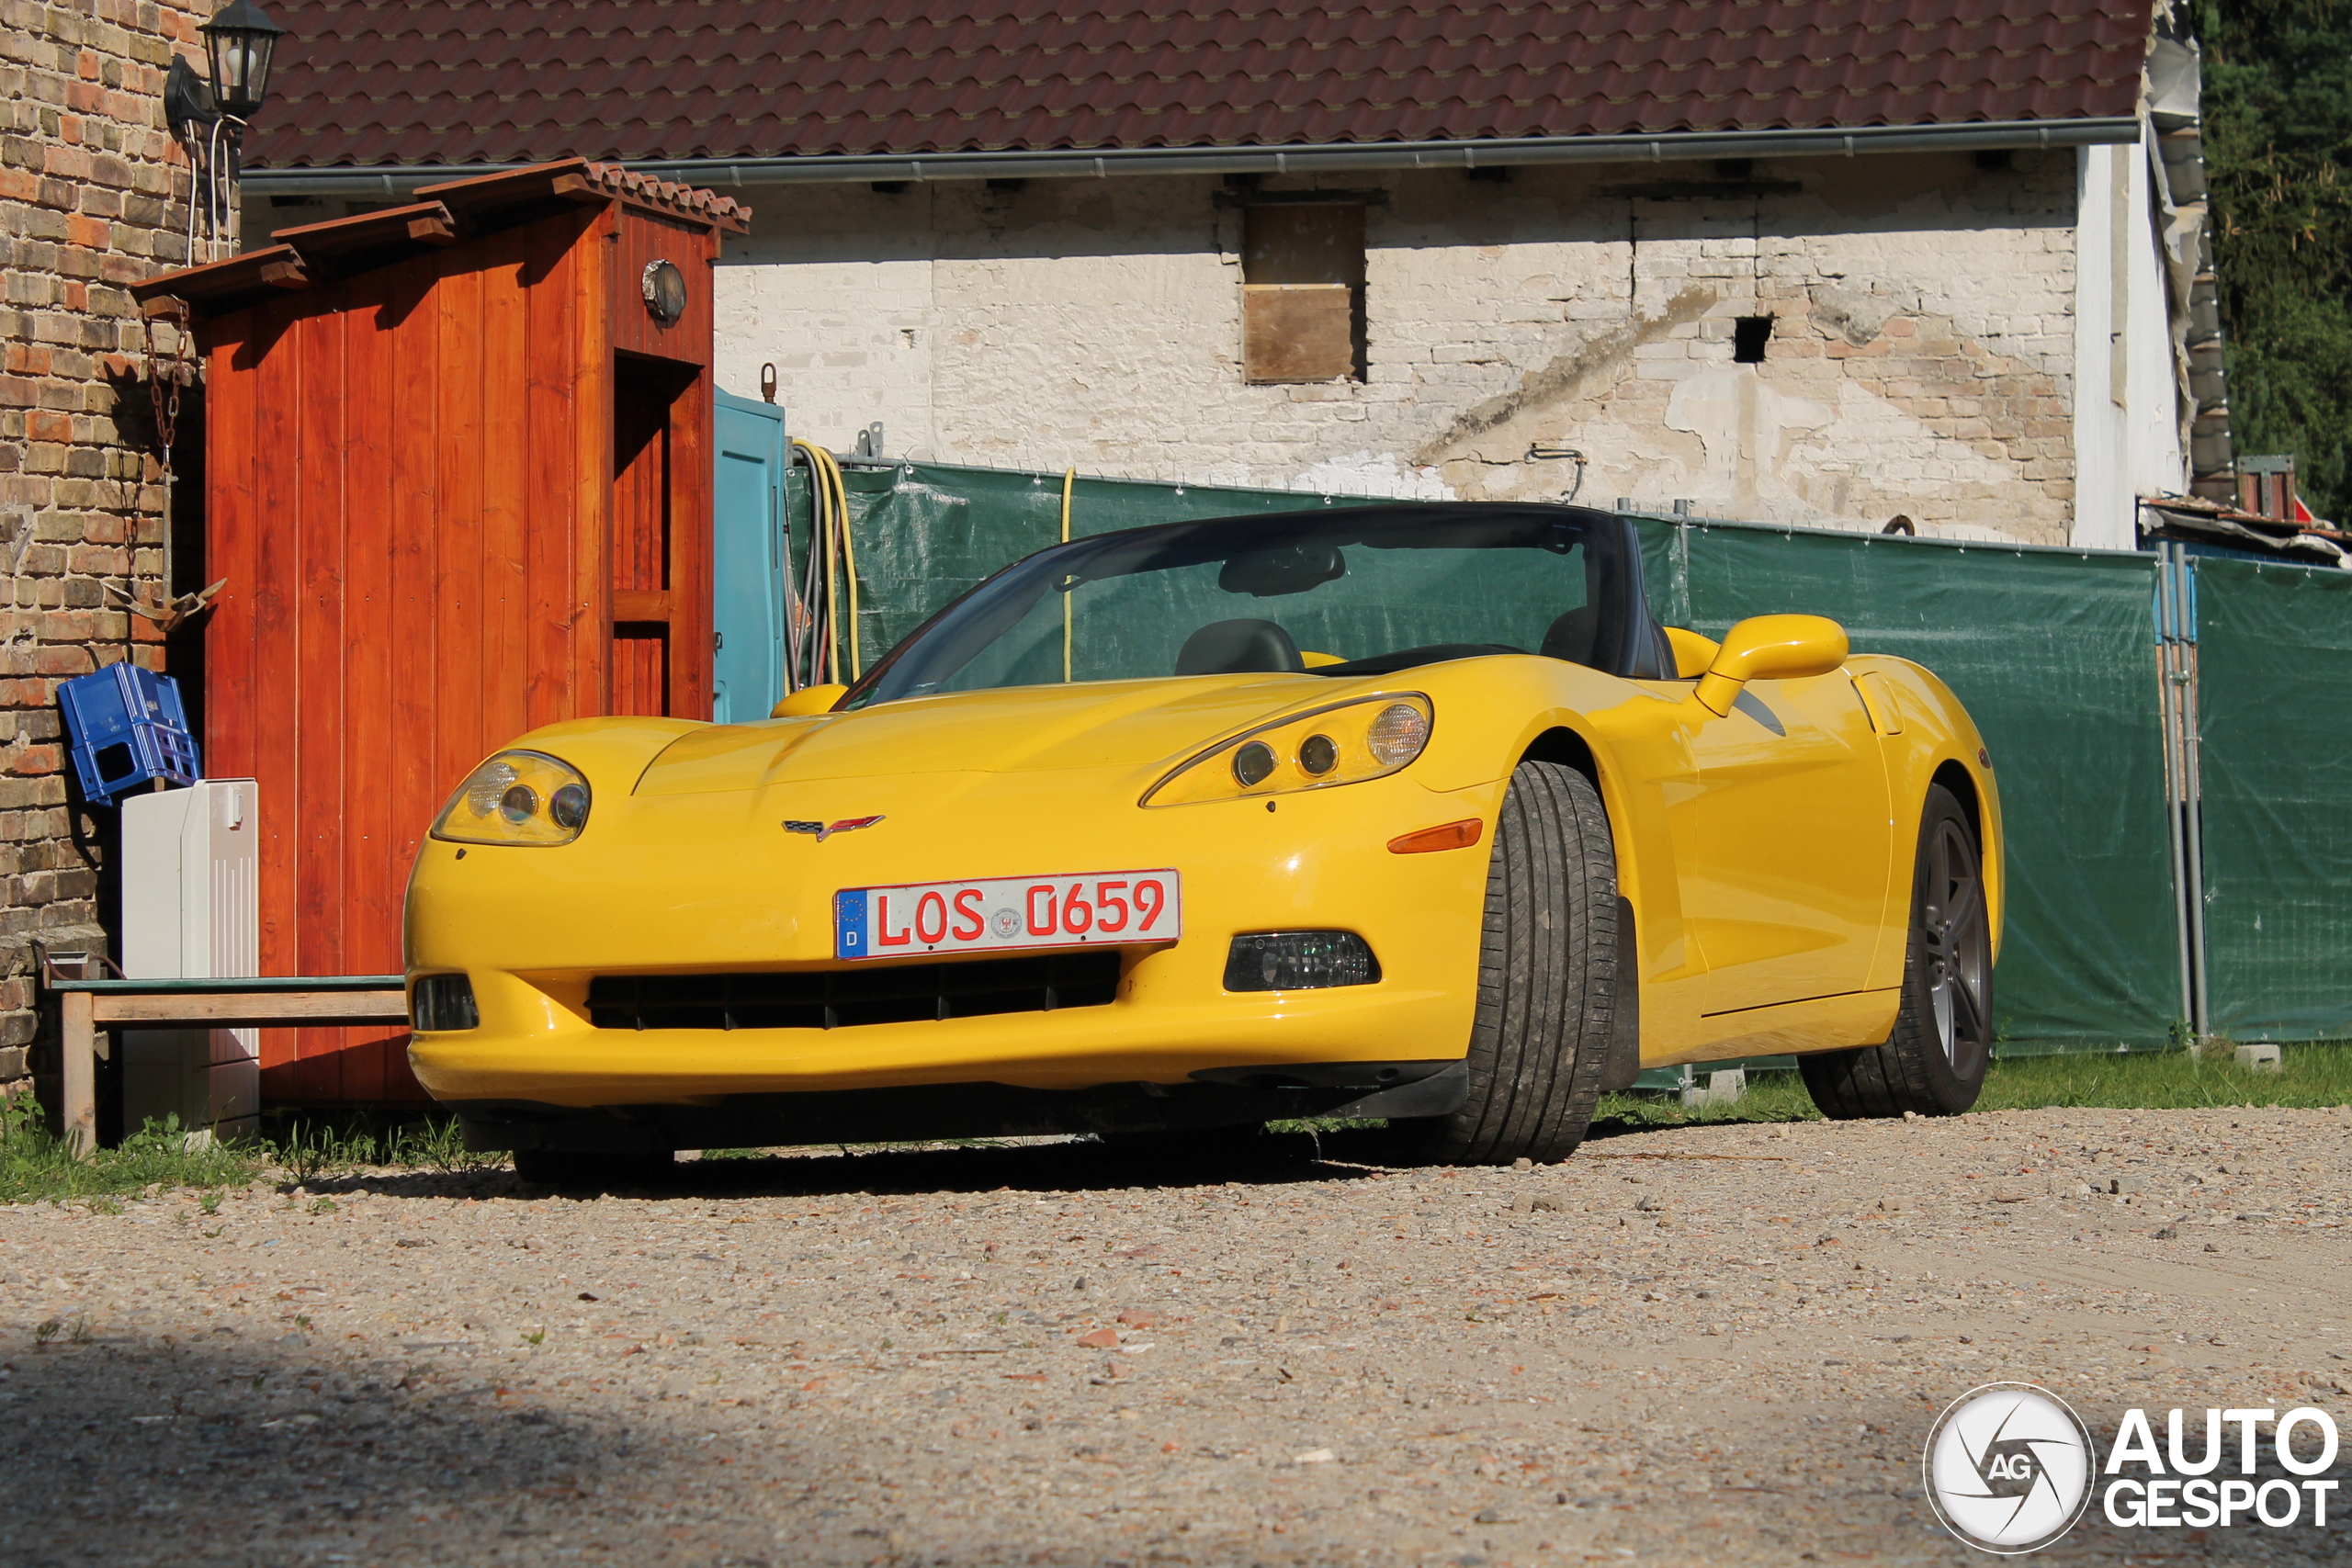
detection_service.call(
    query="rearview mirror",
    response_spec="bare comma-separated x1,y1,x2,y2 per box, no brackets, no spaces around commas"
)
1692,615,1848,716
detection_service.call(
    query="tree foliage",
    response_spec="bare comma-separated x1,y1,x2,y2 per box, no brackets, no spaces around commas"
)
2195,0,2352,519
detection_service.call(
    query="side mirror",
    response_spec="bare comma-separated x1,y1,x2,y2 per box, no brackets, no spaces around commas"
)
771,683,849,718
1662,626,1720,679
1692,615,1849,716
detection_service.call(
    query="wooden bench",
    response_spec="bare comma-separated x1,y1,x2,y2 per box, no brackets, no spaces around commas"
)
48,976,409,1153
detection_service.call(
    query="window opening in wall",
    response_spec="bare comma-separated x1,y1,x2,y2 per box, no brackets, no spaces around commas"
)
1240,202,1366,384
1733,315,1773,365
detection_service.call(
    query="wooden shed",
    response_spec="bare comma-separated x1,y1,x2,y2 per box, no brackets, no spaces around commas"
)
131,159,748,1103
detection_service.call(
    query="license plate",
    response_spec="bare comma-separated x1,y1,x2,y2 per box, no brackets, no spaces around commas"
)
834,870,1181,960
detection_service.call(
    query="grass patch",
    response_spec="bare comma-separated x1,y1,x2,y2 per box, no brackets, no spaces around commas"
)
1589,1041,2352,1134
0,1097,256,1205
1973,1040,2352,1112
257,1110,498,1185
0,1101,502,1206
1592,1070,1825,1134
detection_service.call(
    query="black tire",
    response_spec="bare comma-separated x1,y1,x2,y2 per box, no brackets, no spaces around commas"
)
1383,761,1616,1165
1799,783,1992,1119
513,1146,674,1187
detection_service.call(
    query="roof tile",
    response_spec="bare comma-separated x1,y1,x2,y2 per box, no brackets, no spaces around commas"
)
245,0,2154,171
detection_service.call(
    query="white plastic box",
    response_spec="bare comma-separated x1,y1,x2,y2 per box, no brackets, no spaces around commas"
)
119,780,260,1138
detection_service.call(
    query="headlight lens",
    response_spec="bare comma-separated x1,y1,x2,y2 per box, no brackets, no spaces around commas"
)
1365,703,1430,766
1142,694,1433,807
432,750,593,846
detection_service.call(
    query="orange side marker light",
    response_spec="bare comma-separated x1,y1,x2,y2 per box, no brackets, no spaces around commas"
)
1387,818,1483,854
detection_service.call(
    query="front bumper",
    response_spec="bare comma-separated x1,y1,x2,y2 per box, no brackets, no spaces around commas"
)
404,762,1499,1109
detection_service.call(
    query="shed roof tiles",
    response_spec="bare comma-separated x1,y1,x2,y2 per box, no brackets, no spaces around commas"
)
245,0,2154,172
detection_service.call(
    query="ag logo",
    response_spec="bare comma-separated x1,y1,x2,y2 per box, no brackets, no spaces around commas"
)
1924,1383,2097,1554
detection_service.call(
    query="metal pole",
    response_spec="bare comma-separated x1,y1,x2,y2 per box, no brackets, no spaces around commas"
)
2170,544,2212,1041
2157,546,2194,1038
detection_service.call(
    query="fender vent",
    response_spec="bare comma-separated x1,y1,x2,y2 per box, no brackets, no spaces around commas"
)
586,951,1122,1031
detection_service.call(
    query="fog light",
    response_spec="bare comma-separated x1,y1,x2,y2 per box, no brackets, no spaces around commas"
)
1223,931,1380,992
412,973,480,1032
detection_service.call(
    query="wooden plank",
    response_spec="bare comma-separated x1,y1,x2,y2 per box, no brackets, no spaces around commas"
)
245,297,304,1038
480,223,531,752
608,209,715,366
51,974,404,992
434,256,487,822
415,159,601,220
610,588,670,621
612,629,668,715
270,200,459,258
523,211,583,730
384,251,442,1102
91,991,409,1025
1242,285,1354,383
338,272,396,1105
291,300,349,1104
576,207,616,717
128,244,309,313
201,310,259,792
668,363,714,718
61,990,96,1158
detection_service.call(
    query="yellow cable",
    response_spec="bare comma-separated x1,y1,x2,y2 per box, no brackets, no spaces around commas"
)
831,445,863,680
1059,466,1075,682
791,437,842,685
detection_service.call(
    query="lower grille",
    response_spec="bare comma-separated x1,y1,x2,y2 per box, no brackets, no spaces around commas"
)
586,951,1123,1031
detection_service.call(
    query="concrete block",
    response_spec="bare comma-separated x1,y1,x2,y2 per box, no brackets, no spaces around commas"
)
1682,1069,1747,1109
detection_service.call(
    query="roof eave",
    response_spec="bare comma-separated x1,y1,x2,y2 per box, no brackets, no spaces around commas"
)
243,118,2143,198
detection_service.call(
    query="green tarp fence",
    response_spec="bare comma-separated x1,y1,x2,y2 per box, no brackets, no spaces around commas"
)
2193,558,2352,1042
787,457,2343,1052
788,461,1332,675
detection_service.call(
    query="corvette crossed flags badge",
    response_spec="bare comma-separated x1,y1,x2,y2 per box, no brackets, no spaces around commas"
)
783,816,885,842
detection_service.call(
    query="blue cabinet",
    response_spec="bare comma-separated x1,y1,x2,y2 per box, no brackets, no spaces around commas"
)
712,390,788,723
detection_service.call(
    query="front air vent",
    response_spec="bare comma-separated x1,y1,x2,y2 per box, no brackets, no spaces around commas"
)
586,951,1123,1031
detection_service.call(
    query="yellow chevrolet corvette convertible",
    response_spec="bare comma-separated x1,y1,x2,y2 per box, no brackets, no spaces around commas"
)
404,503,1999,1178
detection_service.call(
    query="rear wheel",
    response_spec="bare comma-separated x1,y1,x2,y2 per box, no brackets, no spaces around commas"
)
1799,783,1991,1119
1383,761,1616,1166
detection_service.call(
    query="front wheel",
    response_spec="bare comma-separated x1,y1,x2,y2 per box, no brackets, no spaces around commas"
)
1381,761,1616,1166
1799,782,1992,1118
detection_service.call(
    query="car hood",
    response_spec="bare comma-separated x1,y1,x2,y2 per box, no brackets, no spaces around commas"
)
633,674,1386,796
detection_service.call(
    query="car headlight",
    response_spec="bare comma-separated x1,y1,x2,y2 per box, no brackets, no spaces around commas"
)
1141,694,1433,807
430,750,593,846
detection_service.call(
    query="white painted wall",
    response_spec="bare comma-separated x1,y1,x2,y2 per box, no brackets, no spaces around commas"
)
701,152,2097,541
2071,137,2190,550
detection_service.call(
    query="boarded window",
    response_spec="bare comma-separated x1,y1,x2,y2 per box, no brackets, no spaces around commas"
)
1241,203,1365,383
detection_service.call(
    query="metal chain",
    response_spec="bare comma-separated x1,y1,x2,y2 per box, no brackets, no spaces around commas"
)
139,303,191,611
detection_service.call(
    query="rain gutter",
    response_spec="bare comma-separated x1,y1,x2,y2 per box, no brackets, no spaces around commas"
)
241,117,2143,199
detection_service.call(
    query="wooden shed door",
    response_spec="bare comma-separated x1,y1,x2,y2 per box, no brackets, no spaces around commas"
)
611,354,708,715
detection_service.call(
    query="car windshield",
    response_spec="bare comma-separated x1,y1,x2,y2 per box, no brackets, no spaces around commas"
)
842,503,1656,710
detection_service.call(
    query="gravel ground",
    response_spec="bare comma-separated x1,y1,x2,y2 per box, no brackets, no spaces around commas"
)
3,1103,2349,1567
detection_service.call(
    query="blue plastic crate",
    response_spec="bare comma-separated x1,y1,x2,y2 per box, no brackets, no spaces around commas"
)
57,664,202,804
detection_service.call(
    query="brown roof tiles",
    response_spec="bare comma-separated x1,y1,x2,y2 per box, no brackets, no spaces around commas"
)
245,0,2154,172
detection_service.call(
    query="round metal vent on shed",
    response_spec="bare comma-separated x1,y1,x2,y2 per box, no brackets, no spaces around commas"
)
640,259,686,324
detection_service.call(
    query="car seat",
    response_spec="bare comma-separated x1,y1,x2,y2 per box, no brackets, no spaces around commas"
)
1540,606,1599,668
1175,619,1306,675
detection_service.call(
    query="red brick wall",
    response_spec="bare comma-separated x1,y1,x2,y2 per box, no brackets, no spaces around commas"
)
0,0,212,1100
